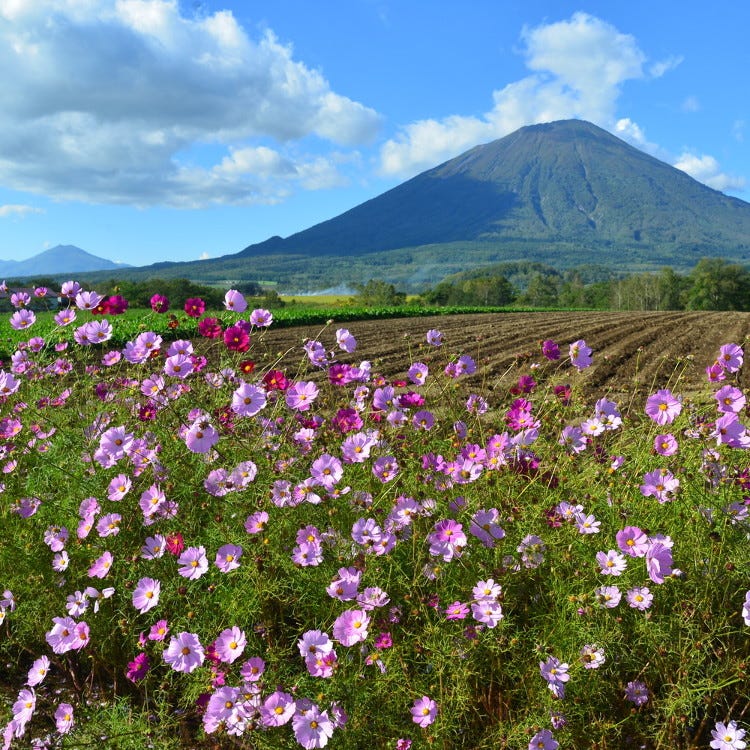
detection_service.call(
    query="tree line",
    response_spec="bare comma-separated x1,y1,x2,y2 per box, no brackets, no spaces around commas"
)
416,258,750,311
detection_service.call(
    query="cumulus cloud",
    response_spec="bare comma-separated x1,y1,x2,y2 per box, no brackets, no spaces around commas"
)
0,0,381,206
380,13,647,176
673,153,746,192
0,203,43,218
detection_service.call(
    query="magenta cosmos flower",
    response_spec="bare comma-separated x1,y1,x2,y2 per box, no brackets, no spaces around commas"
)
410,696,437,728
163,631,204,673
183,297,205,317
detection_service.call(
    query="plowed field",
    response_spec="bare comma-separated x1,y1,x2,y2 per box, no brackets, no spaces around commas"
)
261,311,750,400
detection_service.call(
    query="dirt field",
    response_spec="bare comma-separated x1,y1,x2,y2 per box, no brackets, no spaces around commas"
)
259,310,750,400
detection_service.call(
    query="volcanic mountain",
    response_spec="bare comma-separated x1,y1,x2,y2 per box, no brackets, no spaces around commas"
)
86,119,750,290
0,245,128,278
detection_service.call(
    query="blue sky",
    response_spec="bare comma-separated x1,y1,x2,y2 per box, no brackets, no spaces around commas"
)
0,0,748,267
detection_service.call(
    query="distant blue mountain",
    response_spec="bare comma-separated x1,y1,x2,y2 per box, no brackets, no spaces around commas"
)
0,245,129,278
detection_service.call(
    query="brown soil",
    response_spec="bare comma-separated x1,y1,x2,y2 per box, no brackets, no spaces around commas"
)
256,311,750,400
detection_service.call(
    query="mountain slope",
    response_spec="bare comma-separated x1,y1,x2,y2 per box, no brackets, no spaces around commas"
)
79,120,750,291
0,245,128,277
237,120,750,259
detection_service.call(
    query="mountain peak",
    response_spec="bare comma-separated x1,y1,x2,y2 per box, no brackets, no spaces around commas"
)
0,245,128,278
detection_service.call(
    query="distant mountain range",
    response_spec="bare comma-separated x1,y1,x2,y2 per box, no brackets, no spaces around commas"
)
33,120,750,291
0,245,128,278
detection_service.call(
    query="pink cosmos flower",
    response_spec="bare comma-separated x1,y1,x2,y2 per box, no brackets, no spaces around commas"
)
9,309,35,330
292,704,335,749
75,290,103,311
654,433,678,456
569,339,593,370
410,696,437,728
596,549,627,576
148,620,169,641
177,546,208,579
372,455,399,482
540,656,569,698
616,526,650,557
640,468,680,503
715,385,747,414
645,541,673,584
55,703,74,734
215,543,242,572
214,626,246,664
223,325,250,352
45,617,83,654
285,380,320,411
250,308,273,327
624,680,649,706
594,585,621,608
240,656,265,682
717,343,744,373
163,353,193,378
26,656,50,687
333,609,370,646
12,688,35,728
426,329,443,346
529,729,558,750
163,631,204,673
88,550,113,578
260,690,295,727
132,577,160,614
626,586,653,611
224,289,248,312
580,643,605,669
471,599,503,628
645,389,682,425
185,419,219,454
231,382,267,417
150,293,169,312
710,720,746,750
336,327,357,352
445,601,469,620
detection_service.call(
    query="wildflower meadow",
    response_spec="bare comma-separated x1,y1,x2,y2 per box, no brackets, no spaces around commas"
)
1,282,749,749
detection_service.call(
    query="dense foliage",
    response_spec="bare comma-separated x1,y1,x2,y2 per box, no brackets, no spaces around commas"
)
1,282,749,750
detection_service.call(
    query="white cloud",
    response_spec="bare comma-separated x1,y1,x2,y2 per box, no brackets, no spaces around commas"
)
681,96,700,112
649,55,683,78
199,251,210,260
733,120,745,143
0,1,381,206
673,152,746,192
379,13,648,176
0,203,43,218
